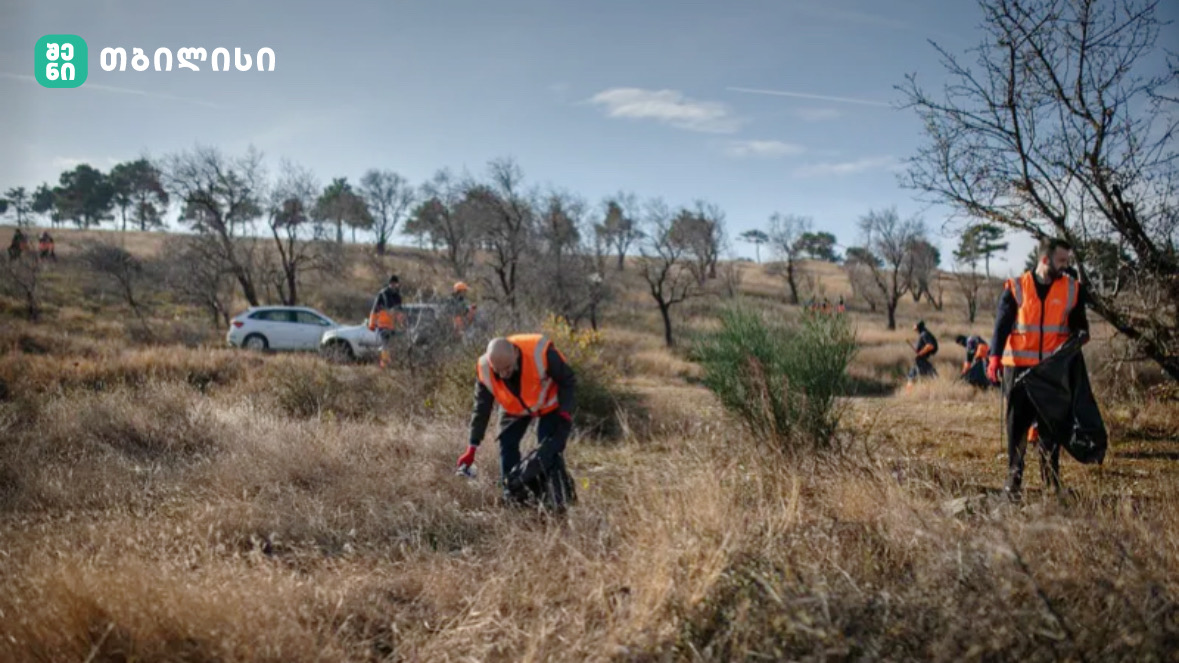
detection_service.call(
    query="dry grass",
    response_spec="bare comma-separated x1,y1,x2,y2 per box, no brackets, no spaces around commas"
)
1,228,1177,661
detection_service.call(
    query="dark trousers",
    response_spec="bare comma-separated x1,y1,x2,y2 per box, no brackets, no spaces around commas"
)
1003,368,1061,493
496,410,572,502
908,357,938,380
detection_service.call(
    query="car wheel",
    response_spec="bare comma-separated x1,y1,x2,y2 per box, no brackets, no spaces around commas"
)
322,340,354,363
244,334,269,352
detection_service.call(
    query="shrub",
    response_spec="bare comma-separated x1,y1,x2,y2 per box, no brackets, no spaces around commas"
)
541,313,641,439
690,305,857,453
259,356,411,421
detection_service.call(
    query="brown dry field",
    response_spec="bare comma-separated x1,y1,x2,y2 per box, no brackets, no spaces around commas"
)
1,227,1176,662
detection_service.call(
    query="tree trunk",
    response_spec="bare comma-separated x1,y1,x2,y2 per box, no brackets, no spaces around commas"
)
886,299,897,330
616,251,625,271
377,235,387,255
233,265,259,307
786,260,799,305
285,268,298,306
336,219,343,244
659,302,674,347
121,207,127,232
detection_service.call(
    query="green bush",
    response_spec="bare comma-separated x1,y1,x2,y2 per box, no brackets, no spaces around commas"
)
690,306,857,453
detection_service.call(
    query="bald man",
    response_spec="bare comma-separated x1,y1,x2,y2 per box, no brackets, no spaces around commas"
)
457,333,578,509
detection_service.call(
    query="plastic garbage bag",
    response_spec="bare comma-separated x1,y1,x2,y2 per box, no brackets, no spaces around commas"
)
1013,334,1107,465
504,448,578,510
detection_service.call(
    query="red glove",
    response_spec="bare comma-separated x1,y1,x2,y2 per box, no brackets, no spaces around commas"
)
457,445,477,467
558,410,572,423
986,356,1003,384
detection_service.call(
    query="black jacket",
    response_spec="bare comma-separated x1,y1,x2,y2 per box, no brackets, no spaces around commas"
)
370,286,402,316
469,344,577,446
990,272,1089,359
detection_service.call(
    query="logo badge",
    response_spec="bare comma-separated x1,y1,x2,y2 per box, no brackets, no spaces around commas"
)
35,35,88,88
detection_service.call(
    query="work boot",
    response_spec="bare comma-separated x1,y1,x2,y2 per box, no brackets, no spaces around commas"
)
1003,470,1023,503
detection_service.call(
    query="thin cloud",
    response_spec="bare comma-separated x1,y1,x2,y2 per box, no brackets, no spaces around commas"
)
793,156,900,177
587,87,743,133
728,86,891,108
723,140,806,158
0,71,223,109
50,155,123,171
794,107,844,122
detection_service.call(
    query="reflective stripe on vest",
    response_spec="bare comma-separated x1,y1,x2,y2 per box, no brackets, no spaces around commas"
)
475,334,560,417
1002,272,1075,368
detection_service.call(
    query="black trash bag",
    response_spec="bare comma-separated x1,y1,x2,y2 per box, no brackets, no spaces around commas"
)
1013,334,1108,465
504,448,578,511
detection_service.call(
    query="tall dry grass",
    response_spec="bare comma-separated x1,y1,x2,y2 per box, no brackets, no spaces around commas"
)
2,229,1177,661
0,339,1175,661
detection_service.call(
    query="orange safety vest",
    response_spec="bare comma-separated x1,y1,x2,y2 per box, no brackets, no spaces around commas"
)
476,333,562,417
368,309,406,331
1001,271,1078,368
453,305,476,332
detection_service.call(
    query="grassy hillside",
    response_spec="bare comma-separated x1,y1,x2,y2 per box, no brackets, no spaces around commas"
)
0,226,1175,661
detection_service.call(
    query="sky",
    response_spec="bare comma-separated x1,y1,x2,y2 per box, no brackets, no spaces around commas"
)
2,0,1176,276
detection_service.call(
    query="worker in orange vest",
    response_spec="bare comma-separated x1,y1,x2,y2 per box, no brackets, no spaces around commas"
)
987,237,1089,500
449,281,476,334
38,232,56,261
457,334,578,510
955,334,991,388
367,275,405,368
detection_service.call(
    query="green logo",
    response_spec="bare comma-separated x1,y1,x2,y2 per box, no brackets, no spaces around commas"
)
35,35,88,88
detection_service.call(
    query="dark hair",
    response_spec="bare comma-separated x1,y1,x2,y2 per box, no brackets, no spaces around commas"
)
955,334,968,346
1038,237,1072,257
388,274,400,284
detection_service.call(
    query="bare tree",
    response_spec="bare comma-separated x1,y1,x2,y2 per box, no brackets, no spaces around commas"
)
907,238,942,305
161,145,266,306
266,160,330,306
79,240,153,337
479,157,535,312
404,168,479,278
1,252,42,321
899,0,1179,379
595,192,642,271
639,198,702,347
718,253,745,298
844,247,884,313
528,189,591,323
856,207,926,330
671,201,726,285
767,212,812,304
359,169,415,255
953,254,986,323
159,235,237,330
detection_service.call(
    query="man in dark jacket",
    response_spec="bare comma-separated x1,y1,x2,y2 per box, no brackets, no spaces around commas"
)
955,334,992,388
988,238,1089,500
907,320,939,385
368,275,404,368
457,334,578,510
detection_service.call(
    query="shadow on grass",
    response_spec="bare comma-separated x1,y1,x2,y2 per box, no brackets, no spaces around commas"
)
840,375,897,398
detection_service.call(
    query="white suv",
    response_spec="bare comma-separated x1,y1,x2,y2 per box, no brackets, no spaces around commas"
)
319,303,448,361
227,306,340,352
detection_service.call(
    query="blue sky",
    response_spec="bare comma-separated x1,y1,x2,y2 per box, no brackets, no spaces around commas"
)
2,0,1175,275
